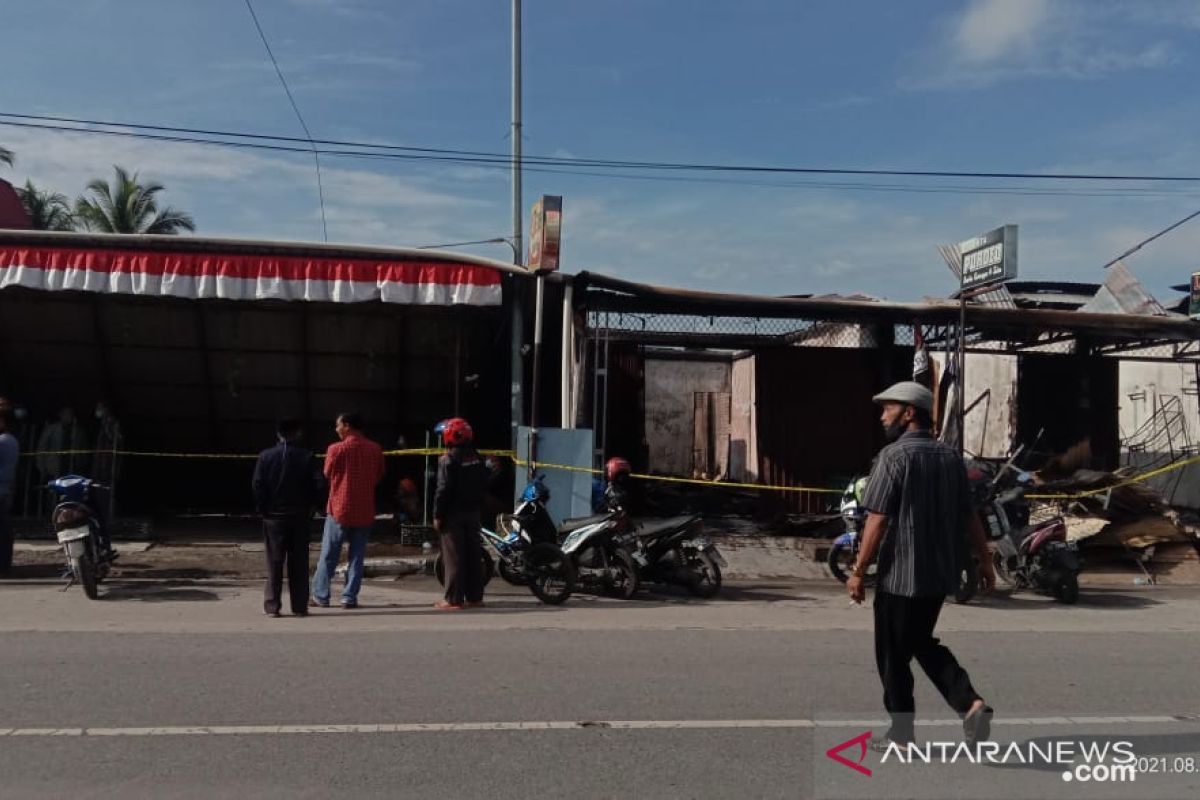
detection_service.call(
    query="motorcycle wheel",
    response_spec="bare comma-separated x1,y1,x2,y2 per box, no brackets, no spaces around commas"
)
497,557,529,586
525,543,575,605
433,551,495,588
1052,571,1079,605
73,554,99,600
605,548,640,600
952,557,978,604
686,551,723,599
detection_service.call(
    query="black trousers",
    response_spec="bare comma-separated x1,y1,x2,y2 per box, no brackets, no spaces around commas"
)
263,515,311,614
441,512,484,605
874,591,980,741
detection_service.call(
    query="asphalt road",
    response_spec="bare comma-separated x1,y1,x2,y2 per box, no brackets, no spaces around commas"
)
2,576,1200,799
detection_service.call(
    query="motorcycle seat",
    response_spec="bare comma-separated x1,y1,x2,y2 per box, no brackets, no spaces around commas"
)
633,515,701,539
558,513,613,534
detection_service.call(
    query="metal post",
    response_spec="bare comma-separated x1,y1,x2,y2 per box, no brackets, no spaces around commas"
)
561,280,574,428
421,430,431,526
509,0,524,449
958,277,967,454
528,273,545,476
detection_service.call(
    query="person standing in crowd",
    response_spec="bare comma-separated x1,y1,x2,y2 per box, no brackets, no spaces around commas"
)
310,412,384,610
432,417,488,610
0,409,19,574
847,381,995,751
36,406,88,481
92,401,123,513
253,419,323,618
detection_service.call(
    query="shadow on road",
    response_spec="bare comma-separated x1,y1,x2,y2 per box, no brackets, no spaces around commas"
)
1,563,66,580
329,601,568,616
100,580,223,602
112,564,241,581
970,588,1163,611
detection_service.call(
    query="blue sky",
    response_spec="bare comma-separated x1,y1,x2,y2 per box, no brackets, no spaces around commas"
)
2,0,1199,301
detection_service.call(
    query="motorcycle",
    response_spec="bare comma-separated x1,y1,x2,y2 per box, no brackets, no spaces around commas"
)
48,475,114,600
433,517,576,606
827,476,877,586
626,513,725,599
508,475,641,599
977,459,1082,604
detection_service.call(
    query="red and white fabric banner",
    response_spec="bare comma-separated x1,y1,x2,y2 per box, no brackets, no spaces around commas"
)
0,245,504,306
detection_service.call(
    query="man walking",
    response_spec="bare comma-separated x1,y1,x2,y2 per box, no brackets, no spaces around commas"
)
847,381,995,749
432,417,488,610
252,419,322,617
0,409,19,574
311,413,384,610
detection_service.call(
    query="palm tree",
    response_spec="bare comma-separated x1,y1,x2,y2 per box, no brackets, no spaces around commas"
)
75,165,195,234
0,145,13,167
17,180,75,231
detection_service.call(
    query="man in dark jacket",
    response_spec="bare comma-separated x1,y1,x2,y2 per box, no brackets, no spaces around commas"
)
432,417,488,610
252,419,323,617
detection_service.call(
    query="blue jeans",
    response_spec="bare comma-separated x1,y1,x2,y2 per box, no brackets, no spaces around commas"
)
310,516,370,605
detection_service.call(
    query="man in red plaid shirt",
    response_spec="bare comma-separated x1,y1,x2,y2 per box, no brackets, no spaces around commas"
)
310,412,384,609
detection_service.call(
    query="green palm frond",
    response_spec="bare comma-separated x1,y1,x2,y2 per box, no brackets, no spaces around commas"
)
75,165,195,234
17,180,75,231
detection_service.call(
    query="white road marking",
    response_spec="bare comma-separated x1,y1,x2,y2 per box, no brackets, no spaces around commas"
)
0,715,1194,738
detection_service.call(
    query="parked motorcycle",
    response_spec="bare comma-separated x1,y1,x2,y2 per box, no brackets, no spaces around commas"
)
976,460,1082,604
48,476,114,600
508,475,641,599
625,513,725,599
827,476,877,585
433,516,576,605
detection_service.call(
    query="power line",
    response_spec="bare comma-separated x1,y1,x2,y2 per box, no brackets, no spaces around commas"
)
1101,207,1200,269
2,110,1199,183
3,115,1199,199
243,0,328,242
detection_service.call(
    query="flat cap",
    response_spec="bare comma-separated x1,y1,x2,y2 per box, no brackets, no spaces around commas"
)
872,381,934,414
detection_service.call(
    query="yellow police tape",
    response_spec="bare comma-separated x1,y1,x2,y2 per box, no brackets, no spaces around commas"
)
1025,452,1200,502
22,448,1199,502
21,448,843,496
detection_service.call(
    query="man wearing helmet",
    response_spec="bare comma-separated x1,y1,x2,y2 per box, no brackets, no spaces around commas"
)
603,456,634,512
432,417,489,610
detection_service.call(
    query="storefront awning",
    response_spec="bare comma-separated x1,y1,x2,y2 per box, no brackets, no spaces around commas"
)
0,231,519,306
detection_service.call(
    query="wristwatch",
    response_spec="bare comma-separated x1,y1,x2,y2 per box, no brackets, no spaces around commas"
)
850,563,865,578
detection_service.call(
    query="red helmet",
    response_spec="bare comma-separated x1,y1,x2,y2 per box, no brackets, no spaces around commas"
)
441,417,473,447
605,456,631,482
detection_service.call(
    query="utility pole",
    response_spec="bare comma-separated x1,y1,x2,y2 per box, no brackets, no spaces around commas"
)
509,0,525,449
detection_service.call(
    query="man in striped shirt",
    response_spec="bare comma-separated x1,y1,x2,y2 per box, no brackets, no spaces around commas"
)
847,381,995,750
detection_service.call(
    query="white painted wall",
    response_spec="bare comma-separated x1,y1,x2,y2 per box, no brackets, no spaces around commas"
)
643,358,730,476
936,351,1018,458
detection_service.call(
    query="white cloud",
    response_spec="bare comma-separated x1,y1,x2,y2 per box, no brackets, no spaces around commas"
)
905,0,1179,90
954,0,1049,64
0,126,498,246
